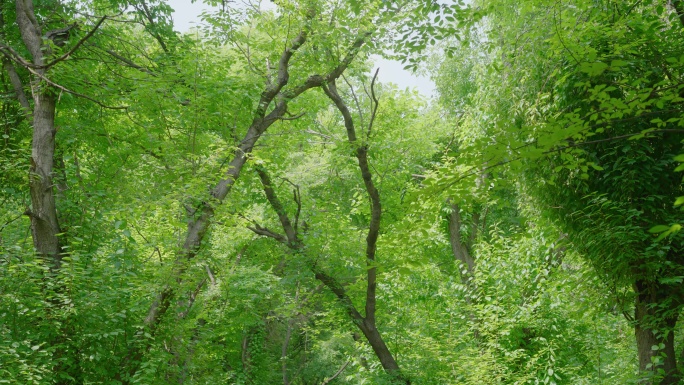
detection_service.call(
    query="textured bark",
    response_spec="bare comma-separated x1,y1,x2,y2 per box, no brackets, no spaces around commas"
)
633,280,680,385
28,92,63,272
13,2,84,384
15,0,64,274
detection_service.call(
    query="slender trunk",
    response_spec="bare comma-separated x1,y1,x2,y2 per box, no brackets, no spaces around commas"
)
28,92,63,272
313,268,409,384
447,202,475,280
447,202,482,340
634,280,680,384
256,162,408,384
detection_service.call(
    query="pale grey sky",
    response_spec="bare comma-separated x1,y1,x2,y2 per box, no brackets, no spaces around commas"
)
166,0,435,97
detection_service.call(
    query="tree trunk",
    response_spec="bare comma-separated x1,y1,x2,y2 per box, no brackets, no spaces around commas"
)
255,163,409,384
357,318,409,384
28,92,63,273
15,0,64,274
447,202,475,280
634,280,680,384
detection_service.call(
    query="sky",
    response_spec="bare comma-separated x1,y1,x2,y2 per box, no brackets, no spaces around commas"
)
165,0,436,97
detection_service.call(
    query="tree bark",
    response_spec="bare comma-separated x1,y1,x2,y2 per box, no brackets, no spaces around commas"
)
447,202,475,281
15,0,64,274
634,280,680,385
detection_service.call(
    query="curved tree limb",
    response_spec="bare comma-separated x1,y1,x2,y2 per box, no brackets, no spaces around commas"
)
133,25,373,383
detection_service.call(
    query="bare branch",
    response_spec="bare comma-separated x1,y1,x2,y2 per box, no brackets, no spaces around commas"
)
0,212,24,233
320,361,350,385
41,16,109,69
25,66,128,109
247,224,288,243
367,68,380,137
133,1,169,52
255,167,298,244
342,73,365,128
278,111,307,121
102,48,156,76
178,278,207,319
280,178,301,234
205,265,216,286
2,60,32,119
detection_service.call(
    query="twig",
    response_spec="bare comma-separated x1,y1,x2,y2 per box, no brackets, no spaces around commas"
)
102,48,156,75
342,73,365,128
0,212,24,233
25,66,128,109
40,16,109,69
320,361,350,385
367,68,380,138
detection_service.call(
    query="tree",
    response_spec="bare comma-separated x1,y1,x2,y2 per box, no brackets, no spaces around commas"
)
432,0,684,382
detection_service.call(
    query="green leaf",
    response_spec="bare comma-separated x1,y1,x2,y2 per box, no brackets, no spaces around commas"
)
649,225,670,233
580,61,609,76
588,162,604,171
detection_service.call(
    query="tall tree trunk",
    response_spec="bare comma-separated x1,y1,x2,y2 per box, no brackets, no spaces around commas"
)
28,92,63,273
16,0,64,274
634,280,680,384
13,1,80,383
319,78,408,384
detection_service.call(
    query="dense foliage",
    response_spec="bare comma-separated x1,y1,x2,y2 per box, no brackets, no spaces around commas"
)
1,0,683,384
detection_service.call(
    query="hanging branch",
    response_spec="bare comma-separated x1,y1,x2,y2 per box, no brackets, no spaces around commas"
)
320,361,350,385
101,48,156,76
40,15,108,68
